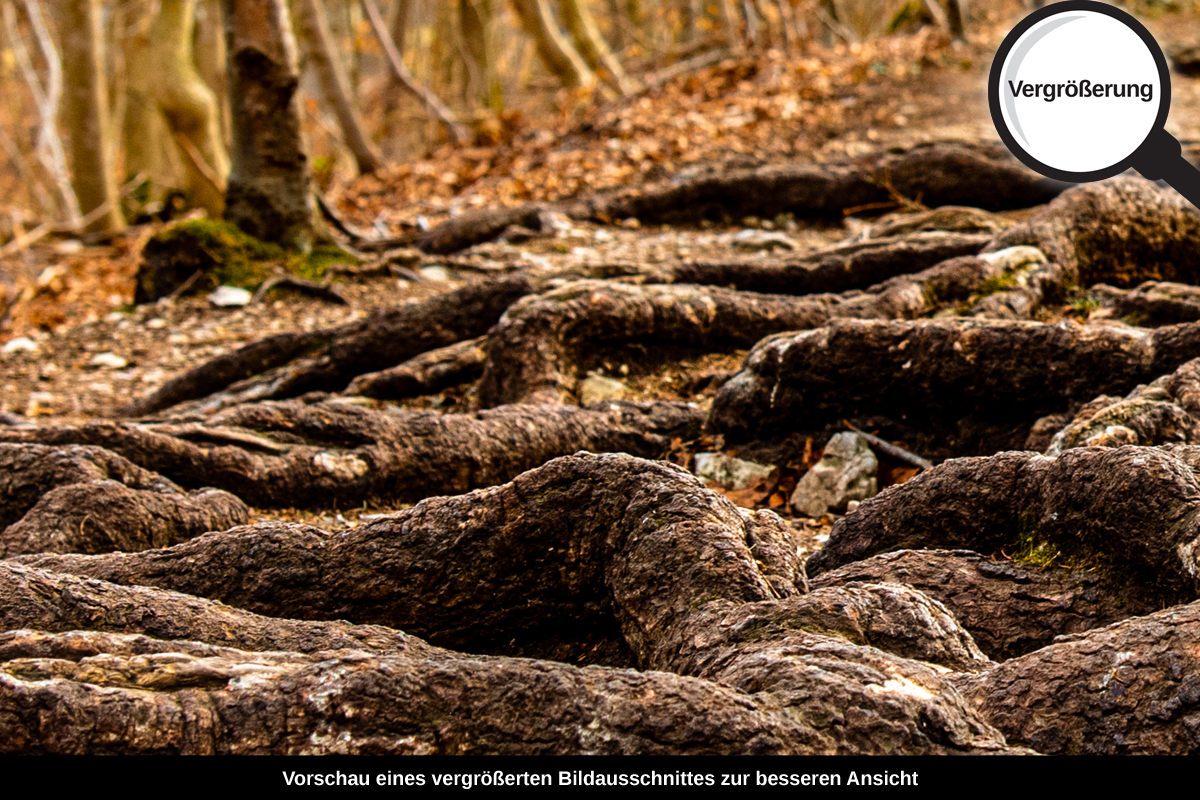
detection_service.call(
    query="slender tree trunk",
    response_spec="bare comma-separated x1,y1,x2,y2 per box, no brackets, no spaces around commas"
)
945,0,966,42
220,0,321,249
194,0,230,147
718,0,744,53
151,0,231,218
459,0,503,112
294,0,384,174
510,0,594,89
381,0,409,143
560,0,633,94
122,3,182,200
60,0,124,233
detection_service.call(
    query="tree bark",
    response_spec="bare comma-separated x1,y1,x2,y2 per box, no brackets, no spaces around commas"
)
60,0,124,233
709,316,1200,460
220,0,321,248
151,0,231,217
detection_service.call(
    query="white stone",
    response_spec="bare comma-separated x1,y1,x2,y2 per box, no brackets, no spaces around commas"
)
790,432,878,517
89,351,129,369
2,337,37,354
578,372,627,405
694,452,775,491
208,285,252,307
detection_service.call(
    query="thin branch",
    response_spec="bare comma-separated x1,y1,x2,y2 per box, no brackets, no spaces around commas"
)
360,0,469,144
843,421,934,472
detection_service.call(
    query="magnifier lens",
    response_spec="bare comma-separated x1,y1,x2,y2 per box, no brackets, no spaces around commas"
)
996,10,1163,175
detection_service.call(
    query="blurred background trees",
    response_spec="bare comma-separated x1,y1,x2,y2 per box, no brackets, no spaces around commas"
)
0,0,1032,242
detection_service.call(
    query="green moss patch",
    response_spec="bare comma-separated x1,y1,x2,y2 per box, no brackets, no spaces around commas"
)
136,219,358,303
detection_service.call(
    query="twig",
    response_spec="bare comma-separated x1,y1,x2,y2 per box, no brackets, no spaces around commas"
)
251,274,347,305
166,269,205,300
843,420,935,471
360,0,469,144
643,47,729,88
316,194,374,243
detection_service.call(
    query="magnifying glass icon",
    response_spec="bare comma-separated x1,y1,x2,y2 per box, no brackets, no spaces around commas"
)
989,0,1200,208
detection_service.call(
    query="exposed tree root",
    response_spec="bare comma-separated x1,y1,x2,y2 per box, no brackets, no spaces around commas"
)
120,274,534,418
710,316,1200,459
0,444,246,557
1043,358,1200,454
0,401,703,508
570,141,1064,225
477,250,1066,407
345,336,487,400
0,563,433,657
988,177,1200,288
955,601,1200,754
665,231,993,295
6,453,1016,754
806,446,1200,609
812,549,1158,662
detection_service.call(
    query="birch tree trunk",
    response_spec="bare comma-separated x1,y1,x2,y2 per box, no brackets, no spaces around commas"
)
60,0,123,232
220,0,321,249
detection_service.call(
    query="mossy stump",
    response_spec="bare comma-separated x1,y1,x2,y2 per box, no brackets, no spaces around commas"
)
135,219,349,303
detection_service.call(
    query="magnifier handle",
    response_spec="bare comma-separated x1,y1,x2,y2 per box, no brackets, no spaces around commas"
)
1133,129,1200,211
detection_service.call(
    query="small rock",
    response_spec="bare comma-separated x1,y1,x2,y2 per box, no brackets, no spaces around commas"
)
536,210,573,235
419,265,450,282
732,229,799,252
620,217,641,230
500,225,540,244
146,318,167,329
207,285,252,307
693,452,775,491
2,337,37,354
89,352,129,369
579,372,627,405
791,432,878,518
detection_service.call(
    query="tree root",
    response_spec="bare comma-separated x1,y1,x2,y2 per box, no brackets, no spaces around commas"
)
987,177,1200,288
120,273,534,418
0,444,246,557
710,316,1200,459
345,336,487,400
477,250,1066,407
665,231,993,295
806,446,1200,608
812,549,1158,662
570,141,1063,225
955,601,1200,754
0,401,703,508
6,453,1016,754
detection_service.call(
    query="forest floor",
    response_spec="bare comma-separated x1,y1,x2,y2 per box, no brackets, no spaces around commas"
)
10,5,1200,756
6,5,1200,537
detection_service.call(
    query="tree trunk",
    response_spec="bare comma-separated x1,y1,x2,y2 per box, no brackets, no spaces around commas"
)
294,0,383,175
151,0,231,218
510,0,595,89
459,0,504,111
560,0,633,94
193,0,230,147
220,0,321,249
60,0,124,233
